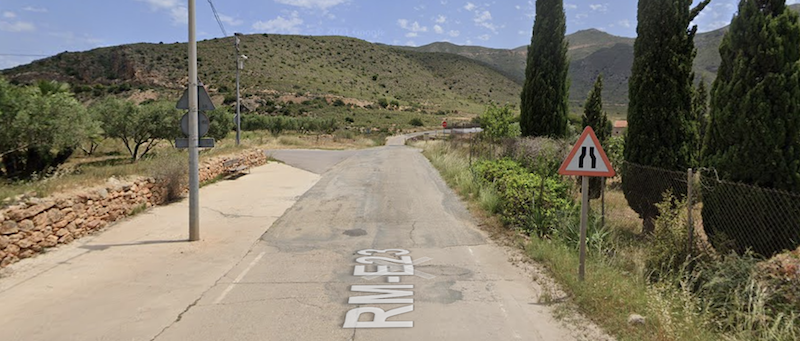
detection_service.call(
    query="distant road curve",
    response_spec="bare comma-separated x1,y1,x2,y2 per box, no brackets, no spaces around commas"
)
386,128,483,146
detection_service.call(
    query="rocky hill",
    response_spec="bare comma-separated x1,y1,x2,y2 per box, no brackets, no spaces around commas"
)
2,35,522,115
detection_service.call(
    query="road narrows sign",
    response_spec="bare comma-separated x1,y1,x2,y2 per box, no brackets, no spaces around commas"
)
558,127,615,177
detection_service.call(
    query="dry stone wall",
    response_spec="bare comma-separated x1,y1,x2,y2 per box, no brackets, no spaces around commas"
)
0,149,268,268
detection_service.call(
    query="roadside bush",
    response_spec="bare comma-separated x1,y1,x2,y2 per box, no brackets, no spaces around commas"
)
150,155,187,203
605,135,624,175
479,104,520,141
645,191,691,279
551,207,611,255
241,115,338,134
205,107,235,141
409,118,424,127
473,158,574,236
501,137,571,177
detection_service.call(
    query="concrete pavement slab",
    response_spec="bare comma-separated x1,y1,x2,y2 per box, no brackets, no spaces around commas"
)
0,163,320,341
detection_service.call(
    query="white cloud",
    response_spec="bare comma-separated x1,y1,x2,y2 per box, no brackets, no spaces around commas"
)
565,4,577,10
405,40,417,47
137,0,187,25
464,2,476,11
618,19,631,28
576,13,588,19
0,21,35,32
48,31,104,46
22,6,47,13
475,10,491,23
219,14,243,27
448,30,460,37
398,19,427,33
253,11,304,34
477,34,490,41
3,12,16,19
274,0,348,10
434,25,444,34
589,4,608,12
406,32,418,37
435,15,447,23
470,9,498,33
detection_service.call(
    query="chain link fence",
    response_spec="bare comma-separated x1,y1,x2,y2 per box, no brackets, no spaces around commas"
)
459,136,800,259
609,161,800,259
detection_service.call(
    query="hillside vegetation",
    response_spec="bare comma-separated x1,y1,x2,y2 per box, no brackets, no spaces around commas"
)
3,35,521,115
4,5,797,115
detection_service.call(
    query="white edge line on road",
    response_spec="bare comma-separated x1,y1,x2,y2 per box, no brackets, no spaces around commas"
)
213,251,266,304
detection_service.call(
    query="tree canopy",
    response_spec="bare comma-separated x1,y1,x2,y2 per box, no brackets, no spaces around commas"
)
520,0,570,138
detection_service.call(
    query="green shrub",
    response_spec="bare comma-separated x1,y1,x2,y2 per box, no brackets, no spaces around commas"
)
479,104,520,141
473,158,574,235
205,107,234,140
241,115,338,134
645,191,691,279
408,118,424,127
377,98,389,108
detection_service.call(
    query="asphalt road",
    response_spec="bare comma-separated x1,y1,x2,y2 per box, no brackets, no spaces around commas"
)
156,142,578,340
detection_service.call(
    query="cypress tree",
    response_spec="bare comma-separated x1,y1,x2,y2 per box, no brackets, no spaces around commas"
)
622,0,709,233
701,0,800,256
692,79,709,163
582,74,610,199
520,0,569,138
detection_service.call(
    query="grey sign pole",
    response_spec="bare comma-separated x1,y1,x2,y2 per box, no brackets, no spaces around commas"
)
579,175,589,282
188,0,200,242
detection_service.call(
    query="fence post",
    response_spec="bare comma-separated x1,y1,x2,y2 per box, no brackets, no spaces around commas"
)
601,177,606,229
687,168,694,255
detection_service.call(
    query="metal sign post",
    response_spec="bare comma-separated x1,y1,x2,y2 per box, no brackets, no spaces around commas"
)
558,127,615,282
187,0,200,242
579,176,589,281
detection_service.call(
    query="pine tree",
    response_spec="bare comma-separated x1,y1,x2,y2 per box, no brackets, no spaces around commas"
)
701,0,800,256
581,74,610,199
622,0,709,233
520,0,569,138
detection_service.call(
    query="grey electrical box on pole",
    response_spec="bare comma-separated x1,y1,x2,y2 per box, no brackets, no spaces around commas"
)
187,0,200,242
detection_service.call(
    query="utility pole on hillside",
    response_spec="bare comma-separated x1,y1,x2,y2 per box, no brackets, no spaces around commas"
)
235,32,242,146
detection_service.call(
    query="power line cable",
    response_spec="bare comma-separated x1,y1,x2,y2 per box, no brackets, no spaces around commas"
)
207,0,228,37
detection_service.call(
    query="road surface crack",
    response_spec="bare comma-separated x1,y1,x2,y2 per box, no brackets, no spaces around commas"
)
203,207,274,219
149,295,203,341
409,221,418,246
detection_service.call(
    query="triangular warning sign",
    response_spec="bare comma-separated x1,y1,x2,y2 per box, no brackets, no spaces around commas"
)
558,126,615,177
176,85,215,111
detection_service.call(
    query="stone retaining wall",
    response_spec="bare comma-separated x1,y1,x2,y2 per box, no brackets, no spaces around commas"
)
0,149,268,268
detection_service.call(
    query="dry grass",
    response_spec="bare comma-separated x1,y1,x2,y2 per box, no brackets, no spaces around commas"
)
1,130,383,205
418,140,730,341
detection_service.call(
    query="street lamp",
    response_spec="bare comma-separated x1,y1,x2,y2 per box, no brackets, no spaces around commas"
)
234,32,244,146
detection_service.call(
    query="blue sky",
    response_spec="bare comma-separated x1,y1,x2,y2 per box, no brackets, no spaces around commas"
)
1,0,798,70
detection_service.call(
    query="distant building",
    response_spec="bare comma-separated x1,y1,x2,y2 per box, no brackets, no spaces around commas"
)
613,120,628,136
